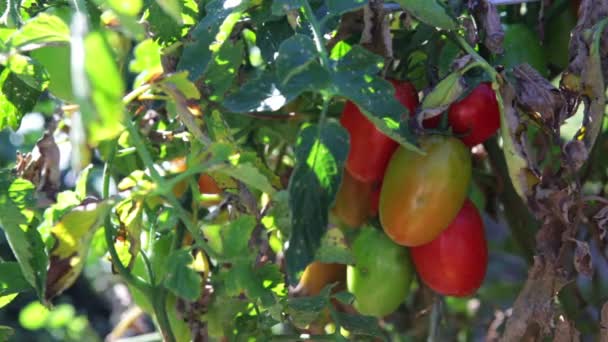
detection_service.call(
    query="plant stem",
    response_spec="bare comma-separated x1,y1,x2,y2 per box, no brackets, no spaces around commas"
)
301,0,331,68
102,140,151,293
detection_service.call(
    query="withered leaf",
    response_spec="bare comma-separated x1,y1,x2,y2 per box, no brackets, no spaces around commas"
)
571,239,593,277
511,64,567,128
593,206,608,240
468,0,504,54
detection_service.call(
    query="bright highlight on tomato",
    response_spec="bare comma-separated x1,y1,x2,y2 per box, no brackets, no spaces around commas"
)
448,82,500,147
379,135,472,247
411,199,488,297
347,227,413,317
340,79,419,183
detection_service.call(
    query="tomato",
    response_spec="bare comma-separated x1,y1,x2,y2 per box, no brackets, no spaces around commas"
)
411,199,488,297
495,24,548,77
340,79,419,183
332,170,374,227
379,135,472,247
296,261,346,296
448,82,500,147
347,227,413,317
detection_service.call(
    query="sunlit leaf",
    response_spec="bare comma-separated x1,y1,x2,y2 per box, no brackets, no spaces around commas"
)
285,122,349,284
164,250,202,301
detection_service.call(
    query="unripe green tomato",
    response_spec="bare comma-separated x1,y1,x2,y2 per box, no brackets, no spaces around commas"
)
379,135,472,247
347,227,413,317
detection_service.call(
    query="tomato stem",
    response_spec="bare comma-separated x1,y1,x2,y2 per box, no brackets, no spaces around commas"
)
301,0,331,68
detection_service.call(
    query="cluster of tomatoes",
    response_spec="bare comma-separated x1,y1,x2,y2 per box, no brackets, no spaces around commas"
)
300,79,501,318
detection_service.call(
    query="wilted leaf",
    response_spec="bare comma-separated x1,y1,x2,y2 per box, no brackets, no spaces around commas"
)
571,239,593,277
46,199,111,300
469,0,504,54
419,71,466,123
115,199,144,270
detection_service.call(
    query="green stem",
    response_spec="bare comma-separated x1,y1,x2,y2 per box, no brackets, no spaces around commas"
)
124,119,218,259
301,0,331,68
152,290,175,342
427,297,442,342
102,140,151,293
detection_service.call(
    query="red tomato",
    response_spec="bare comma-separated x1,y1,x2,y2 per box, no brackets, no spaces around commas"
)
410,199,488,297
340,79,419,183
448,82,500,147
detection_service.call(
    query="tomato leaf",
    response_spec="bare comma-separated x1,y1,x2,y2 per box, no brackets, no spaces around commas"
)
0,262,32,308
285,121,349,284
393,0,457,31
177,0,248,80
315,226,354,264
325,0,368,17
332,311,384,337
0,175,47,303
331,46,421,153
46,199,111,300
285,286,332,328
71,27,125,146
0,69,42,131
163,250,202,301
202,40,244,101
7,13,69,51
275,34,318,83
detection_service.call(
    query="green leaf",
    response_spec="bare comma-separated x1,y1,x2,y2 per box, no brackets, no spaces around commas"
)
325,0,368,17
129,39,162,75
74,164,93,200
8,13,69,50
160,71,200,100
4,54,49,90
285,122,349,284
0,325,14,340
332,46,421,153
271,0,303,15
394,0,457,31
0,262,32,297
223,62,330,112
0,69,42,130
286,286,331,328
146,1,183,43
0,176,48,302
154,0,182,23
216,162,277,195
203,40,244,101
275,34,318,83
333,311,384,337
315,227,354,264
177,0,249,80
164,250,202,301
76,30,125,145
105,0,143,16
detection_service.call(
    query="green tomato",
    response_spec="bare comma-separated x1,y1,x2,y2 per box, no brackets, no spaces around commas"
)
347,227,413,317
494,24,548,77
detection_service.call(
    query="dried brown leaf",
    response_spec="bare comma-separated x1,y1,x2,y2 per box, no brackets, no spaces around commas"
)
469,0,504,54
360,0,392,58
512,64,567,128
571,239,593,277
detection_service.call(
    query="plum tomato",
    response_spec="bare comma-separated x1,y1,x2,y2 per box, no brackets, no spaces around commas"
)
347,227,413,317
332,170,375,228
340,79,419,183
296,261,347,296
448,82,500,147
411,199,488,297
379,135,472,247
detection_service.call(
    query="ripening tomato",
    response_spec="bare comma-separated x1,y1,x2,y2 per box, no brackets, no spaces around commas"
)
379,135,472,247
198,174,222,206
411,199,488,297
448,82,500,147
347,227,413,317
340,79,419,183
332,170,374,228
296,261,346,296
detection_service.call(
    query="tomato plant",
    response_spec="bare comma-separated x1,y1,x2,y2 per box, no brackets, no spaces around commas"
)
411,199,488,297
347,227,413,317
0,0,605,340
340,79,419,183
448,82,500,147
379,135,472,246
